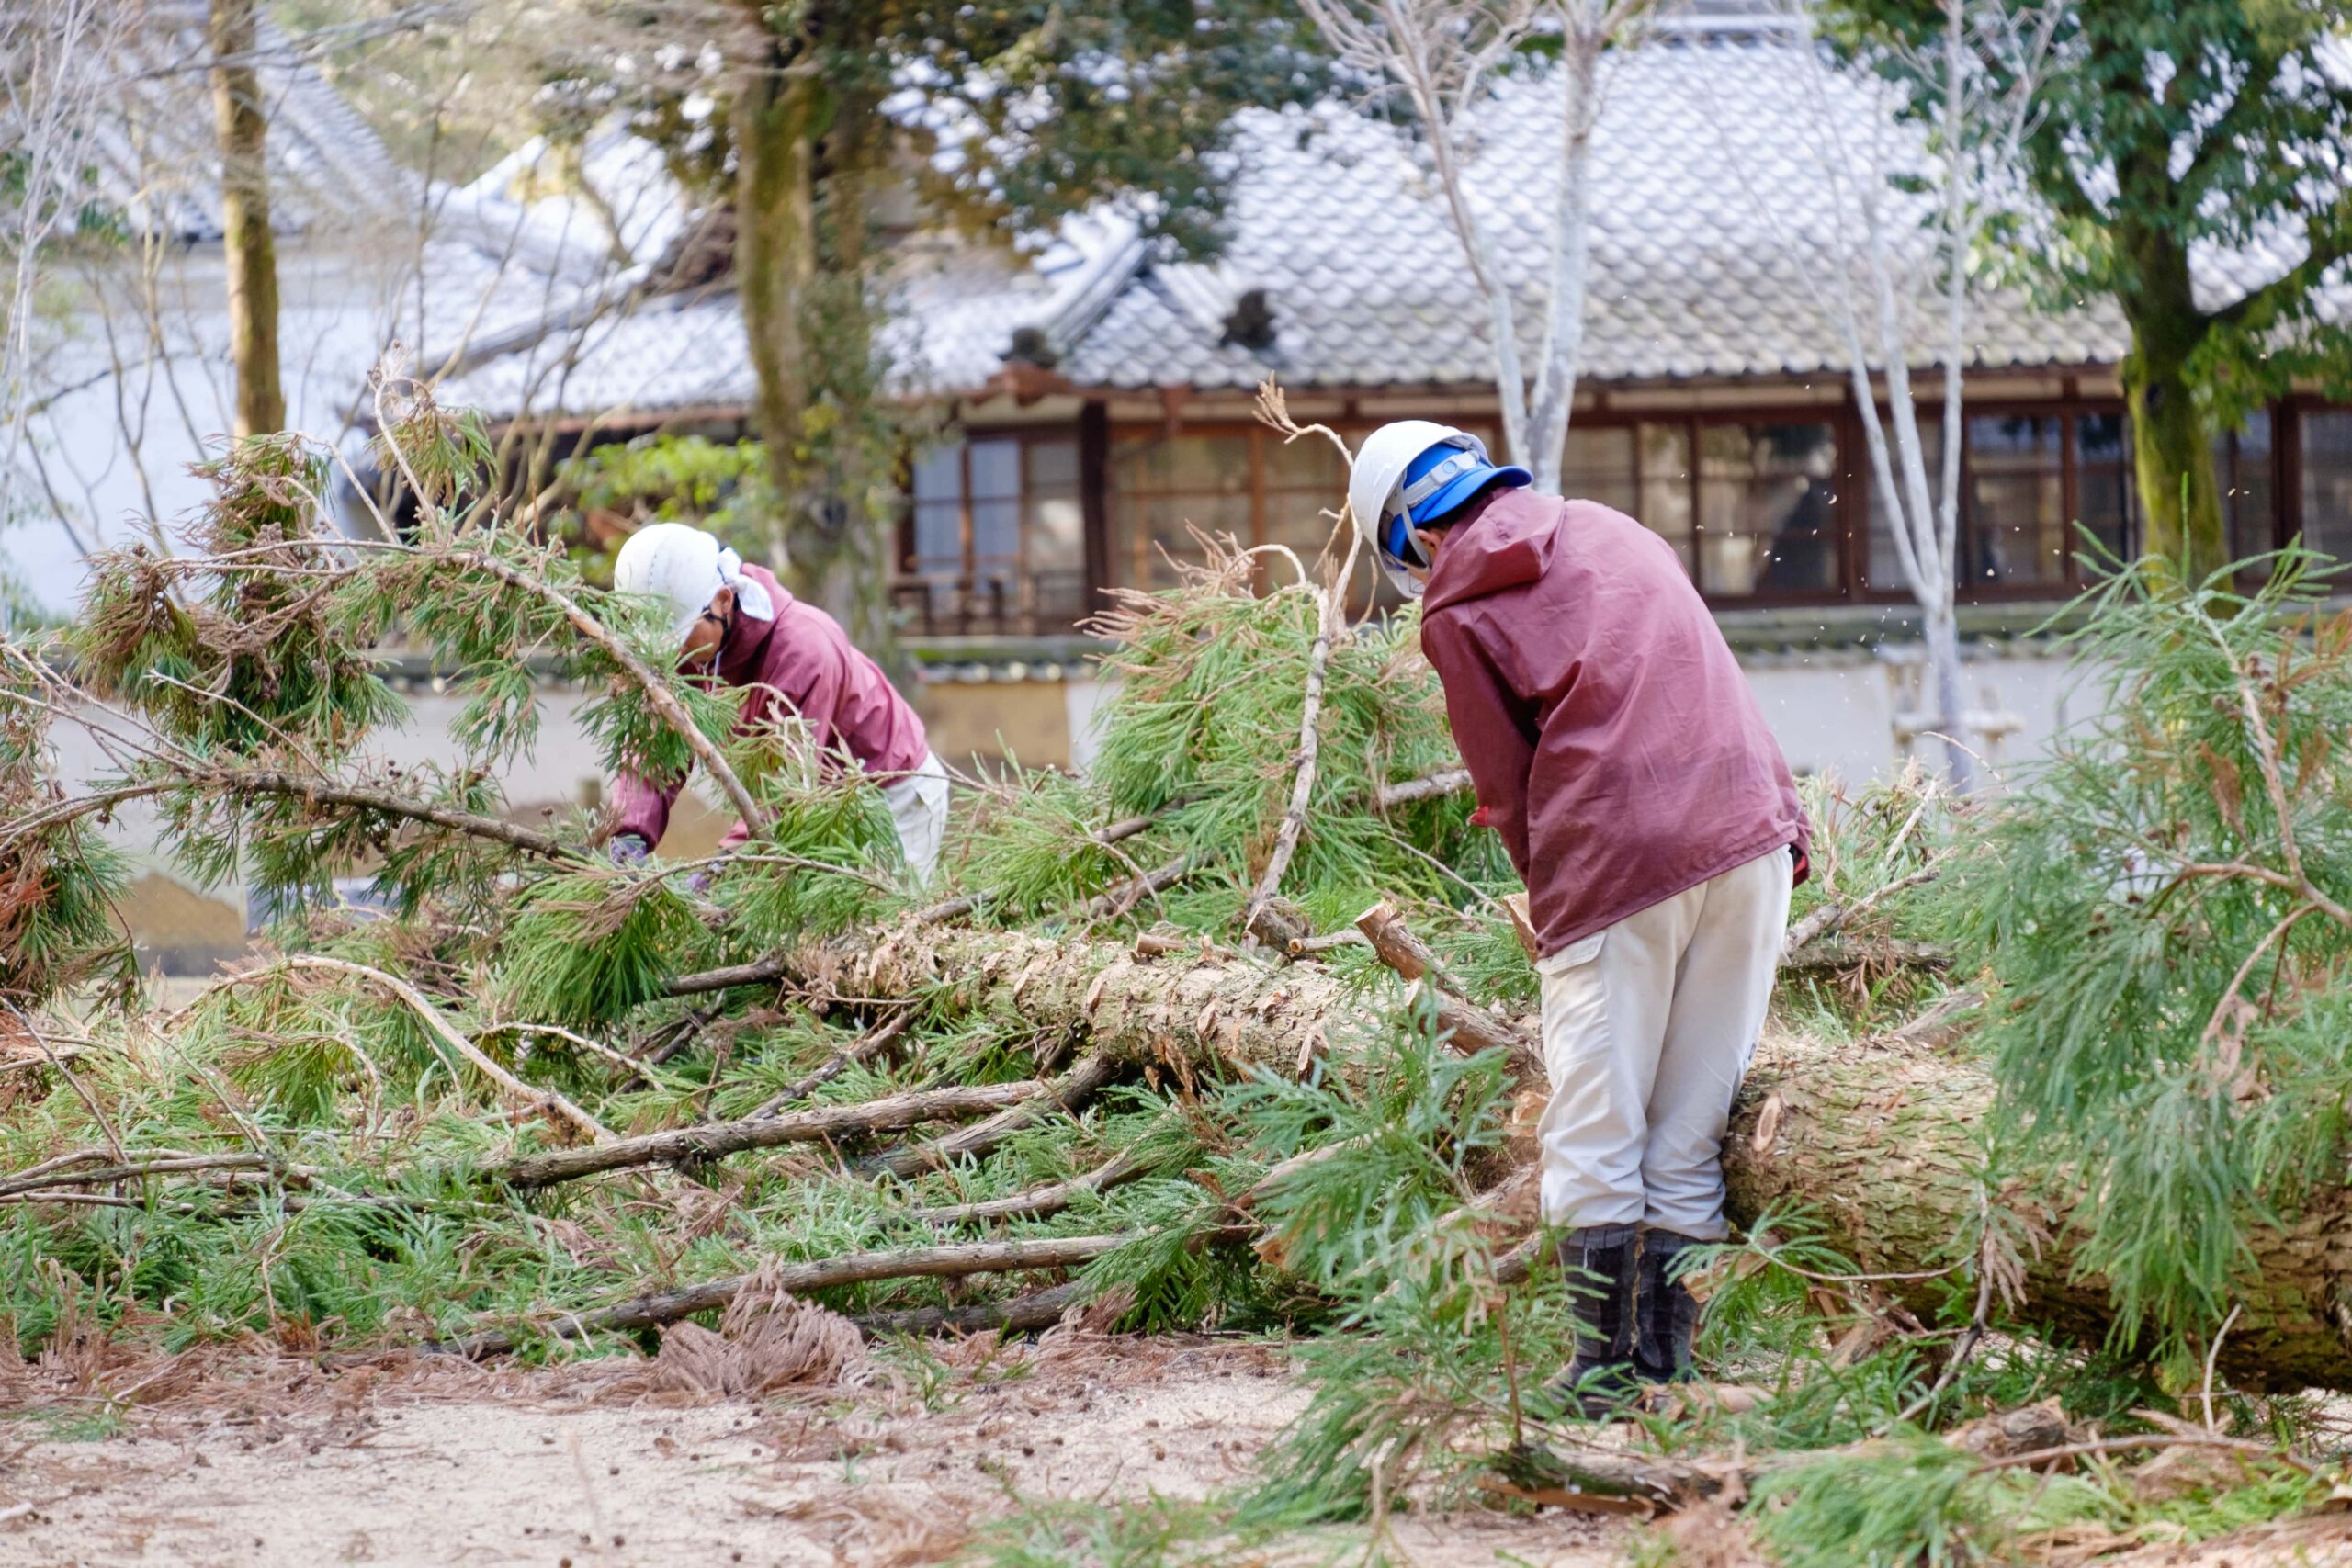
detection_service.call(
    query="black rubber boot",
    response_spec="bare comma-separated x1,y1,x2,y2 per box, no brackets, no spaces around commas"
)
1543,1224,1641,1419
1635,1229,1703,1384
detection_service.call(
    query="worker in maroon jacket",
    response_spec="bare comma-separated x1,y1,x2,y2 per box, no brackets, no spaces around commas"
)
1350,423,1810,1415
604,524,947,881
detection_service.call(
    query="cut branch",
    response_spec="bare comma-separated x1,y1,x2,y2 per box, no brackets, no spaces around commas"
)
4,768,576,861
428,1235,1125,1359
862,1055,1119,1181
267,956,614,1144
910,1149,1150,1226
742,1004,917,1120
1375,766,1473,808
1354,900,1544,1083
440,548,767,834
856,1280,1086,1338
496,1077,1048,1189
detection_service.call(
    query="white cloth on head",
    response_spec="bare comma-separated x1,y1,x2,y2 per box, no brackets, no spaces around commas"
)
712,545,775,623
612,522,774,641
1533,846,1793,1240
879,750,950,886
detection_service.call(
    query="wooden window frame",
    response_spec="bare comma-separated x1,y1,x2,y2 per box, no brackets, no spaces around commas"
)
1103,418,1483,604
895,426,1090,637
1570,407,1857,608
1846,397,2134,604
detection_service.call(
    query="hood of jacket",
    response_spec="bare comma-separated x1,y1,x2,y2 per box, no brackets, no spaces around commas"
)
1420,488,1561,615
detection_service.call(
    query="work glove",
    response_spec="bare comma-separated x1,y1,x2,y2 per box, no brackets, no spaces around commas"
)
607,833,652,867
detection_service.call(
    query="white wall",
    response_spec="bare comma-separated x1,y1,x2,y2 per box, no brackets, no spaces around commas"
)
4,223,458,621
1069,641,2102,791
63,641,2104,944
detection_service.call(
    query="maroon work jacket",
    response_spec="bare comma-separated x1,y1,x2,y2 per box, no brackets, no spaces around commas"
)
1417,489,1810,959
610,565,928,848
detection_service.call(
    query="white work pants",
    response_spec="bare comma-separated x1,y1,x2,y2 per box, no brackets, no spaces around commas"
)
1534,848,1793,1240
879,750,950,886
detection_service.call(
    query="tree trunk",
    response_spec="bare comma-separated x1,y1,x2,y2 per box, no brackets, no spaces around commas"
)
788,926,1356,1086
2118,236,2226,583
731,54,815,575
686,925,2352,1389
208,0,283,437
796,86,894,652
1524,39,1598,495
1724,1024,2352,1393
1921,604,1974,792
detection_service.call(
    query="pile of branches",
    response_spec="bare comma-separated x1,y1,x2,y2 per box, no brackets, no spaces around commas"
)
6,376,2352,1562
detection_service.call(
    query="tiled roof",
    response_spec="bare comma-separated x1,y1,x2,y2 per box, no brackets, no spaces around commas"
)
85,2,409,242
441,20,2351,419
1057,28,2127,391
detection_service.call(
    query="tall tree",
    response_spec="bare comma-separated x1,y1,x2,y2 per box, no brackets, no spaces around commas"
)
1831,0,2352,582
589,2,1329,633
208,0,285,436
1296,0,1654,491
1709,0,2055,789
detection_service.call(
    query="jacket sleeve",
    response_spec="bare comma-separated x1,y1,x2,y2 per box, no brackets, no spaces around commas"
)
1419,608,1540,882
607,767,681,848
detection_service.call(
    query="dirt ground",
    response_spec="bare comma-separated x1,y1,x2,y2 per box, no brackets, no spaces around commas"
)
0,1336,1630,1568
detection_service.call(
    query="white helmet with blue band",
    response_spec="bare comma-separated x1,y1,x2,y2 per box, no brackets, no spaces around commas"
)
1350,422,1533,599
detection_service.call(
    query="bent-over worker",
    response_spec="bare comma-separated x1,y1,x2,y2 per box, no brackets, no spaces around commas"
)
1349,423,1810,1415
603,523,949,883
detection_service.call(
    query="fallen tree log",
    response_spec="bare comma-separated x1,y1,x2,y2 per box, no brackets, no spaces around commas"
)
757,927,1360,1085
657,916,2352,1389
1723,1024,2352,1393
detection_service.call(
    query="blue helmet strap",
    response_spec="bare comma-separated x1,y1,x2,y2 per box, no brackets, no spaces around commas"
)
1384,509,1427,567
1398,446,1486,512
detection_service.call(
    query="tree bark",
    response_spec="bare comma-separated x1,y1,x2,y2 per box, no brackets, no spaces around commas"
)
1922,605,1974,792
2117,228,2227,582
763,925,1358,1086
731,51,816,573
1723,1024,2352,1393
208,0,283,437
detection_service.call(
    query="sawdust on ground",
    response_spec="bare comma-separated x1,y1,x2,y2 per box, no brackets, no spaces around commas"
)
0,1337,1630,1568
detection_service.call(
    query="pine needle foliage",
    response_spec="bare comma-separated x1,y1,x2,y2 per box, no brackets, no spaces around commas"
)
1754,1436,2113,1568
1214,1010,1577,1522
1943,549,2352,1349
952,540,1509,935
0,650,134,1010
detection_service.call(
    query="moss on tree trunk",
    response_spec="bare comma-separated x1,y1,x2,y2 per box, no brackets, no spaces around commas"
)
208,0,283,437
731,56,815,571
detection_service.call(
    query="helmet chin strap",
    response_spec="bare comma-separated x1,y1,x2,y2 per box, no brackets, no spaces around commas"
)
1384,507,1430,569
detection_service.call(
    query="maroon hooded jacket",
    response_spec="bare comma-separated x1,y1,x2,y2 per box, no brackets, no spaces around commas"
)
1417,488,1810,959
610,564,929,849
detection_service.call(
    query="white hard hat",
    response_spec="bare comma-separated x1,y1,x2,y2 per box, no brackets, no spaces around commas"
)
1349,422,1529,599
614,523,729,641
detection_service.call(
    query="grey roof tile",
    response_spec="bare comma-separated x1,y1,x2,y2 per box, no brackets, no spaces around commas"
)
85,2,408,243
447,24,2349,418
